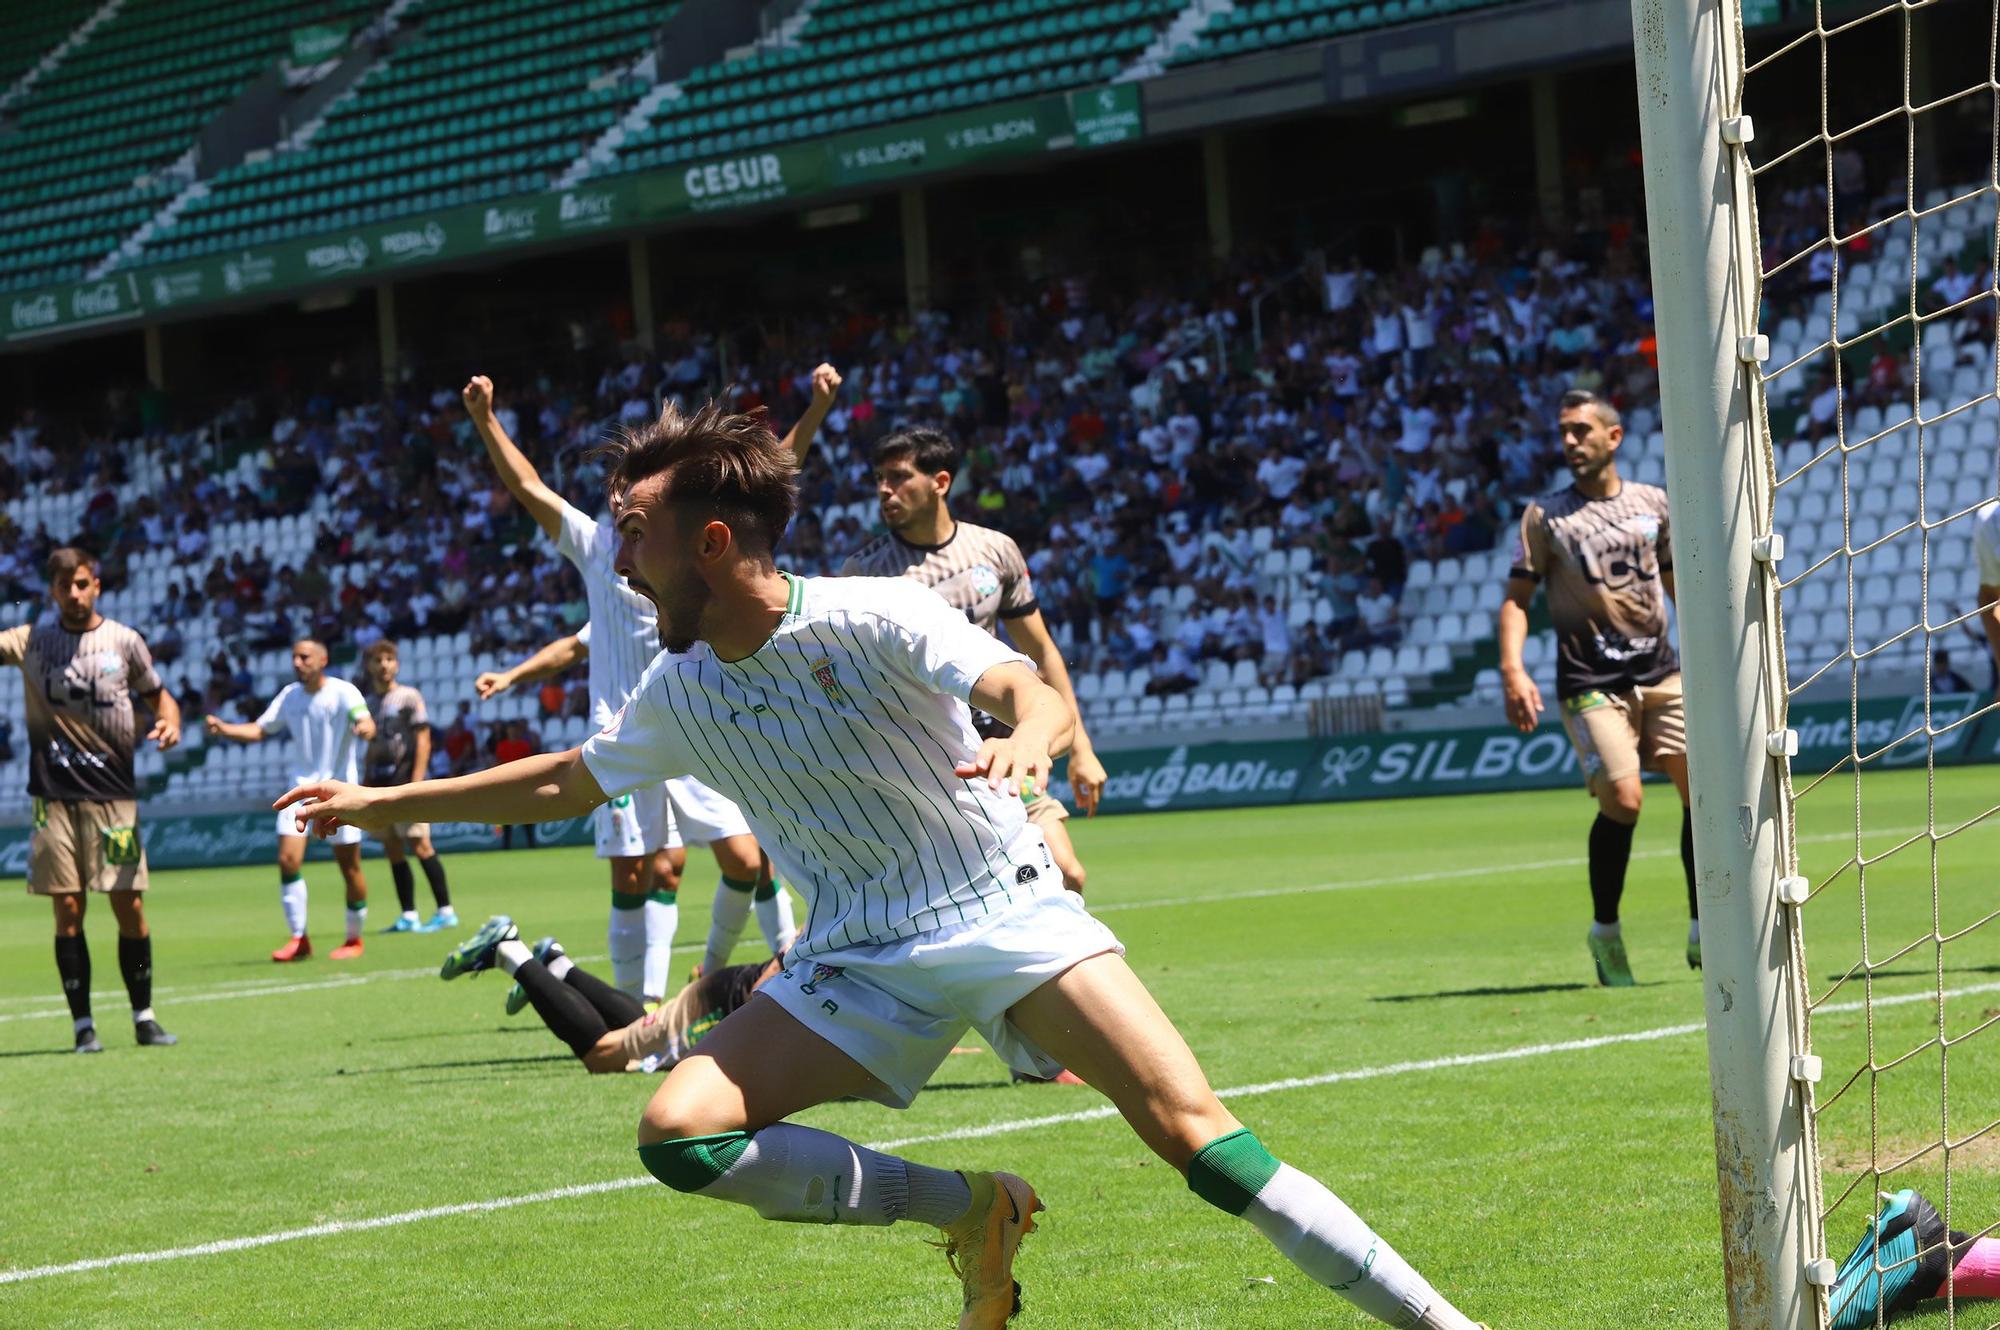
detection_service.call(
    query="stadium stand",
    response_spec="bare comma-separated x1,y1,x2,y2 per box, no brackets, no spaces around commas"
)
0,0,385,293
7,169,1993,812
140,0,664,262
0,1,100,93
478,0,1178,178
1158,0,1518,68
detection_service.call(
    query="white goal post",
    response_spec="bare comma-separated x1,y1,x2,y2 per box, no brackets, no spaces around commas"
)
1629,0,1824,1326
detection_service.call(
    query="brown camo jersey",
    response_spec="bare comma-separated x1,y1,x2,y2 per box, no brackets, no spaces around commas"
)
0,617,162,801
1511,481,1678,699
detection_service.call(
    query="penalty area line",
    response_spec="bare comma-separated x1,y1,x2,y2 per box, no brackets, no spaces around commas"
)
9,977,2000,1287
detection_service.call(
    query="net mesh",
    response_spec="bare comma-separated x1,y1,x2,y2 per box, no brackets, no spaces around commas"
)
1741,1,2000,1321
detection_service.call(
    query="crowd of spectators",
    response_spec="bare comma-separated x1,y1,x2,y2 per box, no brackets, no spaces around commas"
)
0,205,1687,764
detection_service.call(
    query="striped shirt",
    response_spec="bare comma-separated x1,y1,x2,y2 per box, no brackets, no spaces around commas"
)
840,521,1038,634
0,616,162,801
257,677,369,785
1512,481,1678,697
550,499,660,724
582,574,1050,956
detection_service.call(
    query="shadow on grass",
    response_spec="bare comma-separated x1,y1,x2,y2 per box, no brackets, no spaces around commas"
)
1821,964,2000,984
1370,982,1597,1003
333,1053,575,1075
0,1046,84,1058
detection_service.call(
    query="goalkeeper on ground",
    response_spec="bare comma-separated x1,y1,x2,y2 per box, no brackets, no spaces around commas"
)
1829,1188,2000,1327
438,915,776,1073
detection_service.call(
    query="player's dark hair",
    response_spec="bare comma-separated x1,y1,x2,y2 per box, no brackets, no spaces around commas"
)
592,399,797,558
46,547,99,584
364,640,398,664
1559,389,1621,430
873,427,959,479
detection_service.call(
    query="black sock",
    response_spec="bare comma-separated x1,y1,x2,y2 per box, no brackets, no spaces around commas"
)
514,959,611,1058
564,964,647,1027
1589,814,1636,925
390,861,416,914
419,854,451,909
118,934,152,1012
54,935,91,1024
1681,807,1699,924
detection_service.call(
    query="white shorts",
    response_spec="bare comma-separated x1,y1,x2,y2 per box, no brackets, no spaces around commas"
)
760,890,1123,1108
276,801,362,847
594,783,671,859
664,776,752,849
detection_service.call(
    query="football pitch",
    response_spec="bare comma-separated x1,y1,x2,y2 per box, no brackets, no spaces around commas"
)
3,771,1997,1329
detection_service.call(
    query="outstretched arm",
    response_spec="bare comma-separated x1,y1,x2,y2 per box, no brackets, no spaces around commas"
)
477,633,588,698
276,748,606,836
781,362,843,465
1002,610,1106,814
206,715,264,743
463,374,566,541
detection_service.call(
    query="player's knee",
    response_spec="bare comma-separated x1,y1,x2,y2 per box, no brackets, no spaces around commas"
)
635,1130,751,1193
1600,781,1643,822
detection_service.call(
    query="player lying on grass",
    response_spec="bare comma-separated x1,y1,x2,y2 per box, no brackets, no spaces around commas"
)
475,621,797,979
438,914,777,1073
1829,1188,2000,1328
275,400,1485,1330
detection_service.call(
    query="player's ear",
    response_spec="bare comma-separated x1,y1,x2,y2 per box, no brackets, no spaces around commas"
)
933,470,953,498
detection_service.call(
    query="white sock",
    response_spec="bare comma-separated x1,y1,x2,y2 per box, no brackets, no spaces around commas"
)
399,910,420,924
74,1016,94,1034
496,939,531,974
345,906,366,942
1689,918,1701,943
1590,920,1621,940
754,883,798,955
642,892,678,1000
280,879,308,937
704,877,755,975
132,1007,155,1024
674,1122,970,1226
608,896,647,997
546,954,575,981
1244,1164,1440,1326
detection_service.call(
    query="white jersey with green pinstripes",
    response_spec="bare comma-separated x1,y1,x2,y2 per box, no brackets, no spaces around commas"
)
580,573,1055,956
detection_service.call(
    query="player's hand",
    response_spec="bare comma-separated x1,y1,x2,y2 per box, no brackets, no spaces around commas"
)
1501,667,1543,733
462,374,495,423
1067,747,1108,816
148,714,181,752
475,670,511,699
956,736,1050,799
273,780,389,837
352,714,377,741
203,714,226,737
809,362,842,409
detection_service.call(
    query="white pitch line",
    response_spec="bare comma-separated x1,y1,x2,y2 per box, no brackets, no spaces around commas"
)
1,817,1989,1023
8,977,2000,1287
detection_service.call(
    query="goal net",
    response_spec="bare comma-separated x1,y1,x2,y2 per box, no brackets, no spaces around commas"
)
1633,0,2000,1325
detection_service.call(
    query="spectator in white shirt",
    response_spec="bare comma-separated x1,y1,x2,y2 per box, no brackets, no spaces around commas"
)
1346,577,1403,650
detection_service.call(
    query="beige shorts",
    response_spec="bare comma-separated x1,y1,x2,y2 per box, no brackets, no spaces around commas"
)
29,798,148,896
385,822,431,841
1559,674,1687,795
1024,791,1070,828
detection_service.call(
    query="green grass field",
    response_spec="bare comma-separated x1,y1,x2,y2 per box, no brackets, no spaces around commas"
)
2,771,1997,1329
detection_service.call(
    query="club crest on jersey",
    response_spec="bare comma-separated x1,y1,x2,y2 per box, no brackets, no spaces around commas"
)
1623,514,1662,544
971,564,1001,599
809,657,850,708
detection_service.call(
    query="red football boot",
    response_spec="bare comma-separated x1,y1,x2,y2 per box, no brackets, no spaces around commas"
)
272,934,312,962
